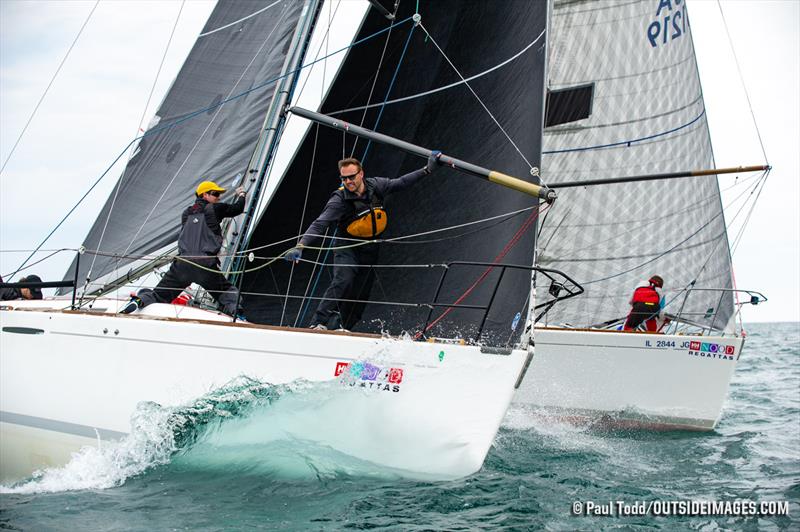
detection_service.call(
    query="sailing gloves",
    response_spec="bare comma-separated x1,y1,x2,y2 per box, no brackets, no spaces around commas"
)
425,150,442,175
285,245,303,262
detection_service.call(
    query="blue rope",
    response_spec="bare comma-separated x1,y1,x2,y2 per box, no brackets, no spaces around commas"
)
296,228,337,325
14,15,415,277
297,23,418,326
362,23,417,161
543,109,706,154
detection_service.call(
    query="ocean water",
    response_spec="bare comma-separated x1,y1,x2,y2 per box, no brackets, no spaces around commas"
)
1,322,797,530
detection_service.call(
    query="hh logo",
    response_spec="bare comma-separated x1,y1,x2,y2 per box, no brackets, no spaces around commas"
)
334,362,350,376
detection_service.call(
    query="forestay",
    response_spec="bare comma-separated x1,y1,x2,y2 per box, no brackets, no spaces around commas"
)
537,0,735,331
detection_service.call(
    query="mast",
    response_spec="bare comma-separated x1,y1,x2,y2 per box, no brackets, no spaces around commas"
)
223,0,322,281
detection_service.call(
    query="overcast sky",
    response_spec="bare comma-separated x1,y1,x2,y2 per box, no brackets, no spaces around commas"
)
1,0,798,324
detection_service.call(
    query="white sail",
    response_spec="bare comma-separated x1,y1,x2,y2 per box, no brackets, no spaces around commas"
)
537,0,734,332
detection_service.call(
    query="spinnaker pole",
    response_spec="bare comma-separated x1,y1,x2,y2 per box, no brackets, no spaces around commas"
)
549,165,770,189
288,106,556,202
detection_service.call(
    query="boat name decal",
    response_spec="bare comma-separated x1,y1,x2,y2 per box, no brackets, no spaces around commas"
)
334,361,403,392
647,0,688,48
687,340,736,360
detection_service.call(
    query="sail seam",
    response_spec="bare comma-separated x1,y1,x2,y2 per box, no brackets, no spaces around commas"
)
543,109,705,154
325,30,546,117
198,0,283,37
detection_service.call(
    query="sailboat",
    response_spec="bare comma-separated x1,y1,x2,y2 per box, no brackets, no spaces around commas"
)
0,0,561,482
513,0,768,430
0,0,767,484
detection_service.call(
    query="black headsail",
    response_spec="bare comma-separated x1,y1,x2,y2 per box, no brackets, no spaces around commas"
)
242,0,548,346
63,1,310,293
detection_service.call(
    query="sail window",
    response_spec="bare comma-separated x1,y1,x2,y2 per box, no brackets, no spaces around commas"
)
545,83,594,127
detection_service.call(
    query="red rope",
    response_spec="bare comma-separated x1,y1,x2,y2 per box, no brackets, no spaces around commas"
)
417,204,548,338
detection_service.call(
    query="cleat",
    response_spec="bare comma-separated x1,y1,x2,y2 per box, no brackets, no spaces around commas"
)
309,324,327,331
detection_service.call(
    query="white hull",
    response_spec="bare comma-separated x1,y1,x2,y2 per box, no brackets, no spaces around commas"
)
0,301,529,481
514,328,744,430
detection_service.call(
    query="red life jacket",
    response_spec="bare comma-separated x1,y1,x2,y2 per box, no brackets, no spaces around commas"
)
631,285,660,305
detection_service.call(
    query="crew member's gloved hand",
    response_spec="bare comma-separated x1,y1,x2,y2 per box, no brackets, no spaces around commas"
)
425,150,442,174
285,245,303,262
235,186,246,198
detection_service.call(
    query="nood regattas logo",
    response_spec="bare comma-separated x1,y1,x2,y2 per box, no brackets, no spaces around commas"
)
688,341,736,361
335,361,403,393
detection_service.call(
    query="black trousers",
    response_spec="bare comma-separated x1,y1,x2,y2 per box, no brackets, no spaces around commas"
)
138,259,241,316
311,244,378,330
623,301,659,331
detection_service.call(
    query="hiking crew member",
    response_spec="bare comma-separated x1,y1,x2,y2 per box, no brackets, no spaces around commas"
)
623,275,665,332
285,153,441,331
0,274,44,301
120,180,246,317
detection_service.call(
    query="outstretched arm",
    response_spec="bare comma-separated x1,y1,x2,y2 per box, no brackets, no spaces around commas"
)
299,194,349,247
375,151,442,196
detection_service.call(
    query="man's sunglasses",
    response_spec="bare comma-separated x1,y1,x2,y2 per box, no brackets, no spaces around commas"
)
208,191,221,197
340,171,360,182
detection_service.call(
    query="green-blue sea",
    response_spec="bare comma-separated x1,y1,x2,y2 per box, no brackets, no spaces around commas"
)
1,322,798,530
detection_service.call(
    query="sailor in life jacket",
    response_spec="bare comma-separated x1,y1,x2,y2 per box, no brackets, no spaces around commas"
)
623,275,666,332
120,180,247,318
284,152,442,331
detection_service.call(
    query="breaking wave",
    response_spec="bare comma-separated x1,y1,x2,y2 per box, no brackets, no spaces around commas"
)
0,376,407,494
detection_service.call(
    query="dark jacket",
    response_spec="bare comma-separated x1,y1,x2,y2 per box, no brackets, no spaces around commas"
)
0,279,21,301
181,196,246,237
300,168,427,247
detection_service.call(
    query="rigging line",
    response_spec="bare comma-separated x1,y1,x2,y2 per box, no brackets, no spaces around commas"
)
294,227,331,327
296,229,337,326
287,124,322,326
580,171,763,287
543,109,706,154
198,0,283,37
88,0,186,283
417,22,536,173
297,21,418,321
326,29,546,116
242,203,538,254
544,174,760,256
716,0,768,163
144,15,416,141
416,205,546,337
352,4,397,156
361,21,416,160
7,136,137,279
730,169,770,255
292,0,342,103
11,14,416,279
119,8,290,263
0,248,70,280
0,0,100,176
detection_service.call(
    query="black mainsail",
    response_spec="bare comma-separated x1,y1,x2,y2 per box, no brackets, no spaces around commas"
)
242,0,549,345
